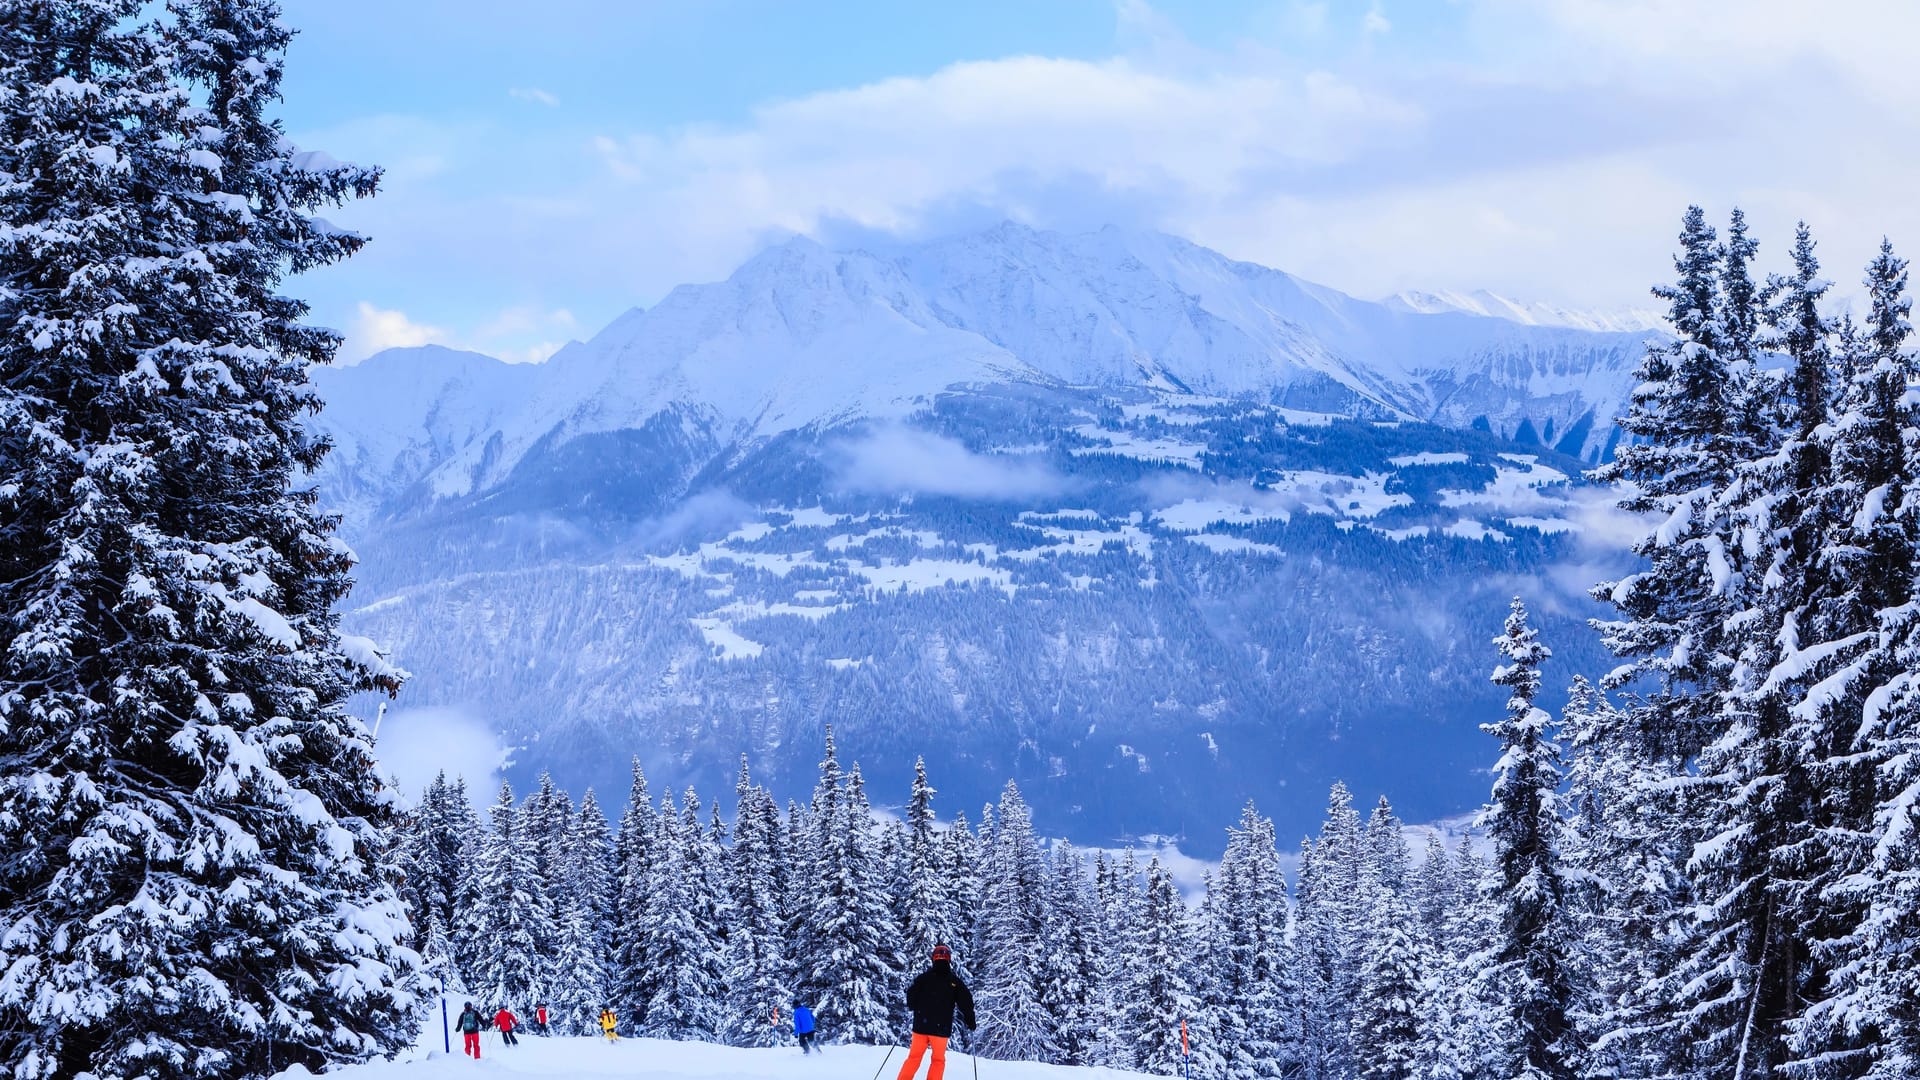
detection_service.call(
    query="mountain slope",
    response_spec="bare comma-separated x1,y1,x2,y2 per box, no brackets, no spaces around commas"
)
312,224,1649,847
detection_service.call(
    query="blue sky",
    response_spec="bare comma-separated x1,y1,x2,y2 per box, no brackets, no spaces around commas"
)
275,0,1920,363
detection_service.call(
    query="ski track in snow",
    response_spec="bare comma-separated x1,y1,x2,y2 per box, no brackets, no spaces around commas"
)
283,1033,1156,1080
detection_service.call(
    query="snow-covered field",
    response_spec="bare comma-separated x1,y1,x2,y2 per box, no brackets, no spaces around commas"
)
281,1033,1152,1080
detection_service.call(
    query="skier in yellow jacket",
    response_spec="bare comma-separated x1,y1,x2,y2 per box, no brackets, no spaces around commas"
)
599,1007,619,1041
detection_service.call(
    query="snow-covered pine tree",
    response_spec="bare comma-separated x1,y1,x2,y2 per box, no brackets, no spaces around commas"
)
468,781,557,1015
803,755,898,1044
791,729,843,1009
551,788,615,1035
1590,206,1779,1076
638,790,723,1039
0,4,418,1076
524,772,573,938
1699,220,1880,1079
1093,848,1149,1070
441,776,485,988
1291,784,1364,1080
1480,599,1577,1080
1810,241,1920,1080
612,759,659,1024
1040,840,1102,1065
1414,831,1457,940
1182,878,1229,1080
1592,206,1754,758
974,782,1060,1062
1417,835,1512,1080
1555,677,1690,1077
944,806,983,1011
398,772,469,988
1212,802,1293,1080
1125,857,1203,1077
1352,798,1424,1080
722,760,790,1047
903,758,961,969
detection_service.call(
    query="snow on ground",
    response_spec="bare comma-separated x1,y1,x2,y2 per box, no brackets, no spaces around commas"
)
690,617,764,659
1184,534,1284,557
1068,424,1206,468
1153,498,1289,531
1388,451,1469,467
284,1032,1154,1080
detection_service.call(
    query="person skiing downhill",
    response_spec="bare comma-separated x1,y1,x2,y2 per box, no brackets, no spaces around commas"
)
792,999,817,1054
535,1003,549,1036
494,1006,520,1046
600,1007,620,1042
899,944,976,1080
456,1002,483,1059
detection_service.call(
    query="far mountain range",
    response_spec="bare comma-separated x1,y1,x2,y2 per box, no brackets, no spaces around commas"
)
313,223,1657,851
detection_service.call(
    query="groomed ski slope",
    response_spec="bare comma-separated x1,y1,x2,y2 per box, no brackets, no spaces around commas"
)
275,1032,1158,1080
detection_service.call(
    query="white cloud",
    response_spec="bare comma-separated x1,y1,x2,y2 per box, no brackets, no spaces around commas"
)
302,0,1920,337
340,302,573,365
509,86,560,107
372,705,511,809
833,426,1071,500
343,301,449,361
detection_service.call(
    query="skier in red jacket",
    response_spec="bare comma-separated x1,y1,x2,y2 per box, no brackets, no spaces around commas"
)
494,1007,520,1046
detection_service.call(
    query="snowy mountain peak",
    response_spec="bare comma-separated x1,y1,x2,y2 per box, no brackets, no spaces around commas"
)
316,223,1659,514
1383,287,1665,333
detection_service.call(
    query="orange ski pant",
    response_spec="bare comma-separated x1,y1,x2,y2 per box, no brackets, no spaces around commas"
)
898,1034,948,1080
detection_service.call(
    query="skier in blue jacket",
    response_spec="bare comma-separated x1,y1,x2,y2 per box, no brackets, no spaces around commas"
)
793,999,817,1054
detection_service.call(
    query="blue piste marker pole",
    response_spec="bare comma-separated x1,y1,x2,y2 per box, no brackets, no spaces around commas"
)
441,983,451,1055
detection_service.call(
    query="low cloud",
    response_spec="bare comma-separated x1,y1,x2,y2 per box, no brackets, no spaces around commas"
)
637,489,755,549
833,426,1071,501
372,705,511,809
340,302,572,366
342,302,449,362
509,87,560,108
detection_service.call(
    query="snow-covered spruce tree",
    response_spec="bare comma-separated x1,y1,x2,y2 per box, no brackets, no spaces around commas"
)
1696,221,1884,1079
524,772,573,938
1811,241,1920,1080
639,791,725,1039
612,759,659,1024
1040,841,1102,1065
803,758,898,1044
551,788,615,1036
1212,802,1292,1080
1352,798,1424,1080
1588,206,1767,1073
1414,831,1456,940
1092,848,1148,1070
974,781,1059,1062
0,3,417,1077
1125,857,1203,1077
902,758,960,971
468,780,556,1013
1554,676,1689,1077
1182,880,1229,1080
1291,784,1364,1080
1417,835,1512,1080
397,772,467,988
723,760,791,1047
1592,206,1756,758
1480,599,1577,1080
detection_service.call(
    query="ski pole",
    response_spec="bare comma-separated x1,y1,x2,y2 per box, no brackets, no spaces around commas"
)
868,1045,897,1080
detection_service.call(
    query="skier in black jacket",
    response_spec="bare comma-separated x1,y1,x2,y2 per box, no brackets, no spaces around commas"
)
898,944,976,1080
